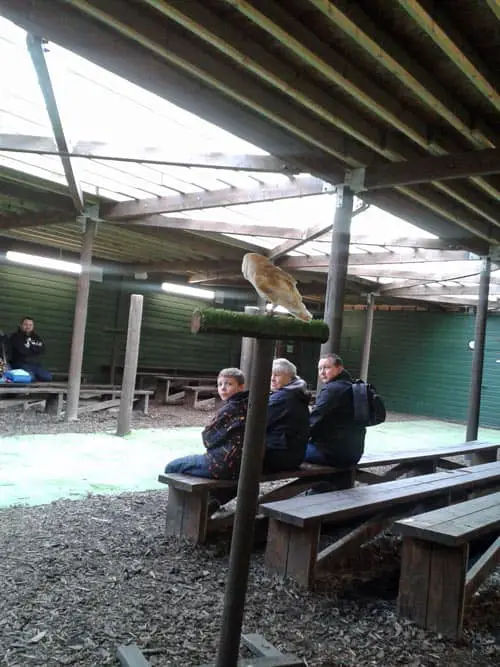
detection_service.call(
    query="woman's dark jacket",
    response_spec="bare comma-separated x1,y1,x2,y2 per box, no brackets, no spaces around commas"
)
309,370,365,466
202,390,249,480
265,377,310,469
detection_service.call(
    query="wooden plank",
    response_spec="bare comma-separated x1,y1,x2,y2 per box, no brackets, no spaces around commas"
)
159,464,345,492
265,518,320,588
242,634,283,658
426,542,468,638
116,644,152,667
260,462,500,526
198,656,304,666
398,537,433,628
78,399,121,414
394,491,500,546
465,536,500,600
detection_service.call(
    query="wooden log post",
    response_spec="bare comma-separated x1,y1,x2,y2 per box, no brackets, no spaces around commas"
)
116,294,144,437
191,308,329,667
240,306,259,392
65,219,97,421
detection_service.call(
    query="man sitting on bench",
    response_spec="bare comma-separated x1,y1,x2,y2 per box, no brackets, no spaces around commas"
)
8,316,52,382
304,353,365,492
164,367,249,512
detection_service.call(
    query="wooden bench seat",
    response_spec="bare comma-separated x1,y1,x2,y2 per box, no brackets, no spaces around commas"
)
158,464,355,544
0,384,154,418
158,440,499,545
154,375,217,404
260,460,500,587
394,491,500,639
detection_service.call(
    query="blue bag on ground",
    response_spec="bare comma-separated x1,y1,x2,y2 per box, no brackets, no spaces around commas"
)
352,379,386,426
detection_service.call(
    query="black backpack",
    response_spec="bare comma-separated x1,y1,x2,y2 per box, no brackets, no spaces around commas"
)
352,379,386,427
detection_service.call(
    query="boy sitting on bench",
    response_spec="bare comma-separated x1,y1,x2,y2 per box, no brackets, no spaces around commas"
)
164,367,249,513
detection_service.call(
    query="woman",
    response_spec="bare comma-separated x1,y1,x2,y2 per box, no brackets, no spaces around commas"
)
263,357,310,472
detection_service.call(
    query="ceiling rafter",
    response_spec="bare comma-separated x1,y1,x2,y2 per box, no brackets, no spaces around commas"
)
222,0,500,210
0,133,299,173
397,0,500,114
102,176,334,220
26,34,84,215
115,214,305,239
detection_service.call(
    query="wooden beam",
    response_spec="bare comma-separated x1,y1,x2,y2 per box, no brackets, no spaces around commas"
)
348,236,484,251
119,214,304,239
269,202,369,259
346,265,485,281
103,176,333,220
486,0,500,23
358,147,500,190
26,35,85,214
397,1,500,115
0,133,300,173
381,283,500,297
0,211,73,230
279,249,474,269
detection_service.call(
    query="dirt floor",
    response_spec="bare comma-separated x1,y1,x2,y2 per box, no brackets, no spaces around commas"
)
0,402,498,666
0,490,498,667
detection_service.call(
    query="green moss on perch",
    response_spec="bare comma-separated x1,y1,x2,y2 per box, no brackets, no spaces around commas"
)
191,308,329,342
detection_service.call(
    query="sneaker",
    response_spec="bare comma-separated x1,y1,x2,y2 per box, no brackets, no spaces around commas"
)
207,498,221,516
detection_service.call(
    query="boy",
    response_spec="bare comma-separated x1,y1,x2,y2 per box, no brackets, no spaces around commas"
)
164,367,249,481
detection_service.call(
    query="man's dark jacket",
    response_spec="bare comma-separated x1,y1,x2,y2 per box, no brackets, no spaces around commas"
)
309,369,366,466
9,328,45,367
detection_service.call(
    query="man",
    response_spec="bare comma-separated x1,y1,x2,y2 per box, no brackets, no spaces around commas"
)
305,353,365,468
263,357,310,472
9,317,52,382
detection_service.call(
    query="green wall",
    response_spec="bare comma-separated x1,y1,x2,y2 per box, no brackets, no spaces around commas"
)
1,262,499,428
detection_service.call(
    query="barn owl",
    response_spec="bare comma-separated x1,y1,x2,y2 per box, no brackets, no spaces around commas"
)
242,253,313,322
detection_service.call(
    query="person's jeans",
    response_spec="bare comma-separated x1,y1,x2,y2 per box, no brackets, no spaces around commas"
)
304,443,329,465
19,364,52,382
164,454,212,477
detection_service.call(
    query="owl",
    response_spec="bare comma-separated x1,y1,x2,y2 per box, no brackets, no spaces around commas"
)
242,253,313,322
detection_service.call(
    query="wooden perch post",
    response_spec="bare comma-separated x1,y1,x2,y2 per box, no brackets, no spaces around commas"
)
193,308,328,667
116,294,144,437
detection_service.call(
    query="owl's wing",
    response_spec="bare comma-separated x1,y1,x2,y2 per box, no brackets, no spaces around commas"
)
253,268,298,304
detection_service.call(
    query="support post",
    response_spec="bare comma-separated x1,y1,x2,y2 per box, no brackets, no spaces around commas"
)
240,306,259,391
466,256,490,455
116,294,144,437
320,187,353,356
65,220,97,421
215,337,275,667
360,293,375,382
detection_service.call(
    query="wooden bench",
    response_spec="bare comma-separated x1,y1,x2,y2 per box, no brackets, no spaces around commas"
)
154,375,217,404
158,464,355,544
260,461,500,588
394,491,500,639
182,384,221,409
0,384,154,419
158,440,499,545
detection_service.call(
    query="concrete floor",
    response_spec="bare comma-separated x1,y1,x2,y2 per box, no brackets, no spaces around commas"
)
1,419,499,508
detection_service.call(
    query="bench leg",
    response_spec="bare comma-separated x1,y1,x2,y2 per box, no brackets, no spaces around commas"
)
265,518,320,588
156,380,170,405
165,487,209,544
398,537,468,639
184,391,197,409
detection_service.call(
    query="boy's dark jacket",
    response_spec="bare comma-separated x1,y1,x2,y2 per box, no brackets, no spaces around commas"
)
309,369,366,466
202,390,249,480
266,377,310,465
9,329,45,367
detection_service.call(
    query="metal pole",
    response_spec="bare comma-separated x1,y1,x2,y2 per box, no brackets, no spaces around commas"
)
320,187,354,356
239,306,259,391
215,337,275,667
116,294,144,437
360,293,376,382
466,256,491,451
65,219,96,421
